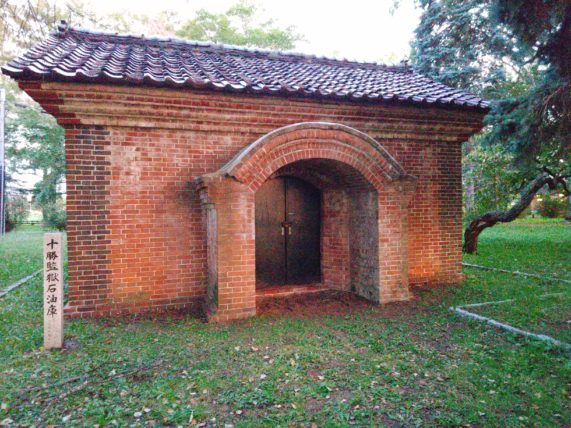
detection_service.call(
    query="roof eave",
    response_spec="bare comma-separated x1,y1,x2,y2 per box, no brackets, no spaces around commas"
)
2,66,491,115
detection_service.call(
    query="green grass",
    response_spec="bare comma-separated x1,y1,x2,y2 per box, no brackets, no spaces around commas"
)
0,227,45,287
461,218,571,344
470,292,571,343
0,220,570,427
463,218,571,280
0,226,67,288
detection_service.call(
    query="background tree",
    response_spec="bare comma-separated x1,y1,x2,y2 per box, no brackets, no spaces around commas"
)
411,0,531,93
0,0,103,63
463,140,521,221
0,0,107,230
411,0,570,253
176,1,302,49
5,105,65,223
5,190,29,231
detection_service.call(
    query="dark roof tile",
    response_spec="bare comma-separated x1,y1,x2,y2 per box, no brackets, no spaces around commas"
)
2,22,490,111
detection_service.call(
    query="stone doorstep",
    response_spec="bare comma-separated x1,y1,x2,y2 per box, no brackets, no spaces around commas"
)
256,283,328,299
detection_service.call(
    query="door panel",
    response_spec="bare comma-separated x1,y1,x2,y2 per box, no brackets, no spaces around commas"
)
255,176,321,286
255,178,286,285
285,177,321,283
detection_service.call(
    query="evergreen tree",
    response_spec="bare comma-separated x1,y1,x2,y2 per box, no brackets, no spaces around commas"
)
411,0,531,94
411,0,570,253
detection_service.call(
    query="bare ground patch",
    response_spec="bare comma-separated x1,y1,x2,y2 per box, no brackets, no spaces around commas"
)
256,289,432,319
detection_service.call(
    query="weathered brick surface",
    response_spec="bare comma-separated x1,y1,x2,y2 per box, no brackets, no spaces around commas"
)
349,190,379,301
19,81,484,319
321,189,350,291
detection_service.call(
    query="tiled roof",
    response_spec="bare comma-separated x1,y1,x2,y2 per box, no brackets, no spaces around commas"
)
2,21,489,111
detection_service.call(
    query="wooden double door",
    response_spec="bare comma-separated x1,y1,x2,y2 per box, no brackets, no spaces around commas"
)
255,176,321,285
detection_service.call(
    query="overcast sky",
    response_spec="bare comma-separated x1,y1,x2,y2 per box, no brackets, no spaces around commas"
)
90,0,420,63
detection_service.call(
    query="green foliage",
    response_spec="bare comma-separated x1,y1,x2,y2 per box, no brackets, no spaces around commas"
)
483,67,571,171
6,107,64,173
5,193,29,230
5,105,65,218
176,1,302,49
42,200,66,230
411,0,531,93
412,0,570,183
490,0,571,77
0,0,102,63
479,1,570,172
463,142,522,221
537,194,568,218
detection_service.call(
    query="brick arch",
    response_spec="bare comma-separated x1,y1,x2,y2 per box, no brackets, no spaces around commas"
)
218,122,413,192
197,122,416,322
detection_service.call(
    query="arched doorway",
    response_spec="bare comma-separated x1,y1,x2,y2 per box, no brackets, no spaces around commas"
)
262,158,381,301
197,122,416,321
255,176,321,287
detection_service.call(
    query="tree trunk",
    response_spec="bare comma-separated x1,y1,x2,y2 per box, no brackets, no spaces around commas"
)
463,173,556,254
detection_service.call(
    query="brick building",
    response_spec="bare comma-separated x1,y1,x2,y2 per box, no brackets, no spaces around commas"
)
2,23,488,321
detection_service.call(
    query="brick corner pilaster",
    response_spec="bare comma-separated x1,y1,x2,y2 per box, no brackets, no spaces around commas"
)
197,175,257,322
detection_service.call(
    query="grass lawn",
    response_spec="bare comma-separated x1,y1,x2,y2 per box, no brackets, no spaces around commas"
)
0,226,67,289
462,218,571,344
0,227,45,287
463,218,571,281
468,292,571,343
0,220,570,426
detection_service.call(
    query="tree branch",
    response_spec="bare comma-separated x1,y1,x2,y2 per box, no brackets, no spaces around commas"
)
463,170,567,253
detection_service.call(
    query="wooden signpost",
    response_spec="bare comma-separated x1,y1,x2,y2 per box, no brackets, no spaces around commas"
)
44,232,63,349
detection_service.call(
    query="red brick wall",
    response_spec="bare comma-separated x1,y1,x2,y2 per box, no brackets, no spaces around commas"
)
321,189,350,291
20,82,484,317
64,125,112,315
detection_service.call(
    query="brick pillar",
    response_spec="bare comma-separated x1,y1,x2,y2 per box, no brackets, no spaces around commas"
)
321,189,350,290
64,125,112,318
377,179,416,303
197,176,256,322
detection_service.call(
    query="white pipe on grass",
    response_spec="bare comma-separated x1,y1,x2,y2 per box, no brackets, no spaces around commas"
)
0,270,41,298
462,263,571,284
450,306,571,352
460,293,565,309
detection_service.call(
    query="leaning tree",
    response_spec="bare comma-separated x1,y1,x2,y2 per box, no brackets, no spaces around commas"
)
411,0,571,253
